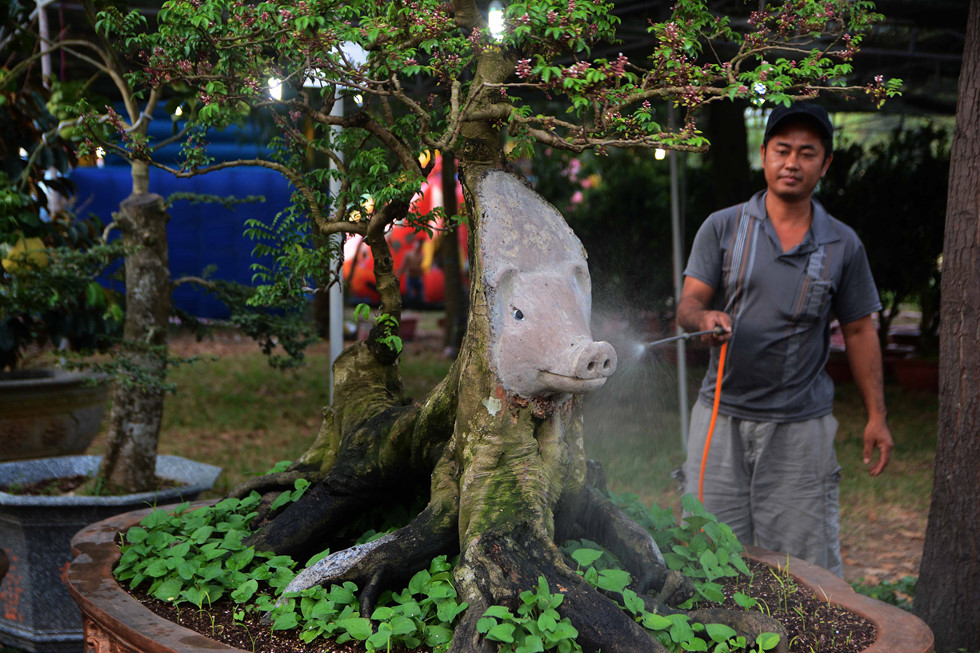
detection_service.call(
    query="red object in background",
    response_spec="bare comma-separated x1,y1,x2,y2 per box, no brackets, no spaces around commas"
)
342,154,468,305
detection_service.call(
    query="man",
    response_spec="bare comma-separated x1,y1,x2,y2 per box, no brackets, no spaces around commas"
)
676,103,894,576
399,238,426,306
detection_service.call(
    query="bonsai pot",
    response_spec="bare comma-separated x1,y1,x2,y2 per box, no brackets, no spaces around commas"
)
66,506,934,653
0,456,221,653
744,546,933,653
0,370,109,462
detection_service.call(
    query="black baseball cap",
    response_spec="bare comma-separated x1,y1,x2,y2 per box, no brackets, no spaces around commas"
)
764,103,834,144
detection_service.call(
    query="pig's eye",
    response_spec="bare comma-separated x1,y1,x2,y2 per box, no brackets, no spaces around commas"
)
513,308,524,321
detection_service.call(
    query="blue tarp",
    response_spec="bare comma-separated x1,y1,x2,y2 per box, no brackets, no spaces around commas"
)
71,165,293,319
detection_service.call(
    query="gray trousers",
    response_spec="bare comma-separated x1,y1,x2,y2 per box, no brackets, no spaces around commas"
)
682,401,843,577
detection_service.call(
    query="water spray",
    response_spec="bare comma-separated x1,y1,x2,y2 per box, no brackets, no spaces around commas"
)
641,325,729,504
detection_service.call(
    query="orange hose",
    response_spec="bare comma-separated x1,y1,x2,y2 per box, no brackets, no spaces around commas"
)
698,342,727,504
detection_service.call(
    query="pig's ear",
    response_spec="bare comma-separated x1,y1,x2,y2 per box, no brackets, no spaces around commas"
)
567,262,591,296
488,264,519,295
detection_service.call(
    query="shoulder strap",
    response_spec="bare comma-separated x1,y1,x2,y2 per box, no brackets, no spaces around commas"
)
721,203,758,323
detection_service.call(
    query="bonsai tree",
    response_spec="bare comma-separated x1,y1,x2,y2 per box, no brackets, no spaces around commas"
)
100,0,898,649
0,0,182,493
2,0,316,492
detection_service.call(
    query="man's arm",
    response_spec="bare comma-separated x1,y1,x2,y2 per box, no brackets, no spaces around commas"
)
840,315,894,476
676,277,732,345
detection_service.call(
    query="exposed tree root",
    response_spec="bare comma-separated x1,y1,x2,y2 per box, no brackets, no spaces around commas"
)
687,608,789,653
562,486,694,605
451,521,670,653
235,343,461,560
283,494,460,616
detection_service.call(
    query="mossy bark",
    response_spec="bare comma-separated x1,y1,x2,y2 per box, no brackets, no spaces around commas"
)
96,183,170,494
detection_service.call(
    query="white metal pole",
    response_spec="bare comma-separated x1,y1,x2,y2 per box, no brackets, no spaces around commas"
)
668,104,689,449
326,43,367,404
37,1,51,87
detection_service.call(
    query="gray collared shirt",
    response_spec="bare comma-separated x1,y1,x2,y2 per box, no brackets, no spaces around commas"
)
684,191,882,421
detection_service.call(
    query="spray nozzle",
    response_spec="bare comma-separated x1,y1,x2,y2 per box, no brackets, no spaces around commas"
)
643,325,728,350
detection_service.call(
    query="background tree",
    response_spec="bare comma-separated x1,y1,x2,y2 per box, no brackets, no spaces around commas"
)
914,0,980,649
1,0,315,494
102,0,899,650
820,124,949,352
530,146,714,316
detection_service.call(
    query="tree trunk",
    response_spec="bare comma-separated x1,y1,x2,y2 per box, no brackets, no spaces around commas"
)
96,186,171,494
914,1,980,650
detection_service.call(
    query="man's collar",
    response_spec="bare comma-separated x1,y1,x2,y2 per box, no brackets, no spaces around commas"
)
748,191,841,246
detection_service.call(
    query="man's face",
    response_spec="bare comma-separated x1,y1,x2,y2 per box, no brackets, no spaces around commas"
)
760,121,833,204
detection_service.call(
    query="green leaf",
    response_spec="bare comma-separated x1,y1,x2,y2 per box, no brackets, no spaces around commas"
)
144,559,170,578
337,616,372,641
681,637,708,651
328,583,357,605
733,591,758,609
570,548,604,568
705,623,737,643
486,622,516,643
641,612,672,631
272,611,299,631
125,527,148,544
596,568,631,594
152,578,183,603
231,579,258,603
756,632,782,651
483,605,513,619
408,568,431,595
388,615,416,636
516,634,545,652
537,610,558,632
425,624,454,646
84,282,105,308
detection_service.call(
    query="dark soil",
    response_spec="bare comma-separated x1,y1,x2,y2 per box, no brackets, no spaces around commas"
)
130,559,876,653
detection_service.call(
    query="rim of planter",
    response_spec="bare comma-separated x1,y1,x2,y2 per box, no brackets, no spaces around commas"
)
0,455,222,507
743,545,934,653
67,505,934,653
0,368,108,388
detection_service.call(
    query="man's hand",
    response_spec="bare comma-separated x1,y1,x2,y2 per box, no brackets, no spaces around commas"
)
677,277,732,345
863,418,893,476
840,316,893,477
698,312,732,346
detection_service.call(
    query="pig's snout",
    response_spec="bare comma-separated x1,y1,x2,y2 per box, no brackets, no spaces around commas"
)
571,340,617,380
536,338,617,394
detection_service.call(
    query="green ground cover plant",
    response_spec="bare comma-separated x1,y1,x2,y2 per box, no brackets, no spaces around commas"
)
114,479,782,653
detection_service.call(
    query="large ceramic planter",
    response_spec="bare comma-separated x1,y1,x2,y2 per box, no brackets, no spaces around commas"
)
0,370,109,462
0,456,221,653
66,506,934,653
744,546,933,653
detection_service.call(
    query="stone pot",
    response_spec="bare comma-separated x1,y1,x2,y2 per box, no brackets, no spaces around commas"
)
66,505,934,653
0,370,109,462
0,456,221,653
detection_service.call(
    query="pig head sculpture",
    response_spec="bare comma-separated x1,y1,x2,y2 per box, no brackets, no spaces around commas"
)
476,170,617,399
